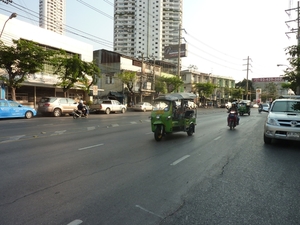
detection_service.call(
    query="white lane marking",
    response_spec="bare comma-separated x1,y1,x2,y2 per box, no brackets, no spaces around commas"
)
170,155,190,166
136,205,163,219
214,136,221,140
130,121,137,124
67,219,83,225
1,135,26,143
78,143,104,151
87,126,96,130
51,130,66,135
111,124,119,127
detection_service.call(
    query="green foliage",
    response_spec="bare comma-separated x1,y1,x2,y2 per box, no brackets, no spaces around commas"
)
231,88,244,99
159,75,184,93
264,82,278,100
194,82,216,97
155,78,167,94
0,39,54,100
78,61,101,93
51,51,100,95
117,70,136,94
283,45,300,94
235,78,254,99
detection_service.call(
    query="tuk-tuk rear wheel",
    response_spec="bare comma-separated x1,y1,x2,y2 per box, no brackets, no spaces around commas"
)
187,124,195,136
154,126,163,141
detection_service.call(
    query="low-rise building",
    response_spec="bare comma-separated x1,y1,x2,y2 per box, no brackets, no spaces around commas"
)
0,13,93,108
93,49,160,105
180,70,236,104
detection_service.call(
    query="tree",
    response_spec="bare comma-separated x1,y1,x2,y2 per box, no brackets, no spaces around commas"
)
283,45,300,94
235,79,254,100
154,78,167,94
77,61,101,96
117,70,137,103
0,39,54,100
159,76,184,93
231,88,244,100
264,82,278,101
52,52,99,97
194,82,216,104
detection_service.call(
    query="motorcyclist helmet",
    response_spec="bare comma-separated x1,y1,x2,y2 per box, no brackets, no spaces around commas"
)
79,100,83,104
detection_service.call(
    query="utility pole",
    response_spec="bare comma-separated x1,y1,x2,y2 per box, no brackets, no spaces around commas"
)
243,56,252,100
174,23,186,78
285,1,300,94
177,22,181,77
150,54,156,100
138,52,145,102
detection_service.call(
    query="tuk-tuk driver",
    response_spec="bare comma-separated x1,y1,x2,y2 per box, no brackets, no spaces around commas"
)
227,102,240,125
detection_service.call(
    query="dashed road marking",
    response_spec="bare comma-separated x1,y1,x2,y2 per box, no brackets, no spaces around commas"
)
67,219,83,225
87,126,96,130
1,135,25,143
136,205,163,219
214,136,221,140
170,155,190,166
78,143,104,151
50,130,67,136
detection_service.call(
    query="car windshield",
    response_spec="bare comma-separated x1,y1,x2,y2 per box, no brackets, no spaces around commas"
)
153,100,170,111
271,101,300,112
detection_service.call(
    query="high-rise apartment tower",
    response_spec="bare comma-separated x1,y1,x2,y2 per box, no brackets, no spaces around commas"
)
39,0,66,35
114,0,182,64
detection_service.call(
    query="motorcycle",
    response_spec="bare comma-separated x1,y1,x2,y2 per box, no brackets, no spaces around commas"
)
258,104,263,113
227,111,238,130
73,107,88,119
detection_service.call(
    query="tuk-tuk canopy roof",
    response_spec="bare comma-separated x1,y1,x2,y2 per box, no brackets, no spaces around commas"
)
155,93,197,101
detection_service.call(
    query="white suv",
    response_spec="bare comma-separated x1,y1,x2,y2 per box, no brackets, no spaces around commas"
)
264,98,300,144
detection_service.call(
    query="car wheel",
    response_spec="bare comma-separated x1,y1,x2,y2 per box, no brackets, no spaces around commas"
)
121,108,125,113
105,108,111,114
25,111,33,119
264,134,272,144
53,108,62,117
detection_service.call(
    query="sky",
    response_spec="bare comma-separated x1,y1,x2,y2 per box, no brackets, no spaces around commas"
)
0,0,296,82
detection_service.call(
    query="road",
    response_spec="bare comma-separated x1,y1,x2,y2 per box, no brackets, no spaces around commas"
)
0,108,299,225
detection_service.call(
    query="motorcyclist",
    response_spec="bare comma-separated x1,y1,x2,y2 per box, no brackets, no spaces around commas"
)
258,103,263,113
227,102,239,125
77,100,87,116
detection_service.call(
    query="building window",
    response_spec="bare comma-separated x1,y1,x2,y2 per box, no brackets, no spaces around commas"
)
106,75,114,84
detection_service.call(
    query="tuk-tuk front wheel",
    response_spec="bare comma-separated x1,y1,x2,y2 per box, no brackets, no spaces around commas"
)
187,124,195,136
154,125,163,141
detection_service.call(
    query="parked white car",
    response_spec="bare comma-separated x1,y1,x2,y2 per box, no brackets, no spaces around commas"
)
132,102,153,112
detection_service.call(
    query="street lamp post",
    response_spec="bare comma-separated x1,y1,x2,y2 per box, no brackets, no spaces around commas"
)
0,12,17,38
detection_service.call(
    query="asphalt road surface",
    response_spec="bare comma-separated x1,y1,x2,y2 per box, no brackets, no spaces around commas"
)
0,108,299,225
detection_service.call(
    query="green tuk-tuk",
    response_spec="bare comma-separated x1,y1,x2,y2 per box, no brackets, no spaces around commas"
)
238,100,251,116
150,93,197,141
